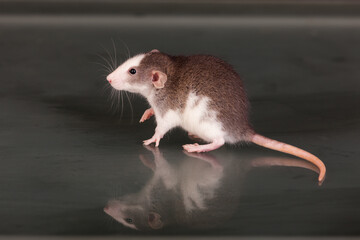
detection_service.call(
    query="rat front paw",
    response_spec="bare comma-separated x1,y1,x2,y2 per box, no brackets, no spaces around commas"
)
139,108,154,123
143,138,156,146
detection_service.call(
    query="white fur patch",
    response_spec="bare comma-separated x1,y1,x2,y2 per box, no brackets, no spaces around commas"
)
181,92,225,142
153,92,225,142
117,54,145,74
157,109,181,131
108,54,145,92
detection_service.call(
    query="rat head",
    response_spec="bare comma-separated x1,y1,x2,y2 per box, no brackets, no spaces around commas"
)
104,199,164,231
106,49,169,96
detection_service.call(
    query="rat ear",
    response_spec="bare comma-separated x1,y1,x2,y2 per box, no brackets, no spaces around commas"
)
150,49,160,53
148,212,164,230
151,70,167,89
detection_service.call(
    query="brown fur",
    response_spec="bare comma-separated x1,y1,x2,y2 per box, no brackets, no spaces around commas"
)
138,52,254,142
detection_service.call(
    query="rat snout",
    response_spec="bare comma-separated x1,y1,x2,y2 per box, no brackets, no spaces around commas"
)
104,200,127,220
106,73,115,84
104,204,115,216
104,199,123,215
106,75,113,84
104,205,112,215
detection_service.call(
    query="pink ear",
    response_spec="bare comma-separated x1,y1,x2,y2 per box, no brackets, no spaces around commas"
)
152,71,167,89
150,49,160,53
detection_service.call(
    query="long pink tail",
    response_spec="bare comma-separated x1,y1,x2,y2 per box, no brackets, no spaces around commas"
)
251,134,326,183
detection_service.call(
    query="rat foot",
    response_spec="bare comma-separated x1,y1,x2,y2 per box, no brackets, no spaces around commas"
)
139,108,154,123
183,138,225,153
143,132,162,147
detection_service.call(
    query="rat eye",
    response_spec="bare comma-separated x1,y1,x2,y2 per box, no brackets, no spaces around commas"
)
129,68,136,75
125,218,133,223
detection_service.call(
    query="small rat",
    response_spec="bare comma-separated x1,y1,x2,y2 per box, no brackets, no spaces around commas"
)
106,49,326,182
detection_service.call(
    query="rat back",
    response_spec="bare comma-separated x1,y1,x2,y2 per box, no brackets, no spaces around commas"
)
152,54,254,143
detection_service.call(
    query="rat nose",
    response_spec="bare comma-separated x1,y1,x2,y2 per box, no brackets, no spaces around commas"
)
106,75,113,84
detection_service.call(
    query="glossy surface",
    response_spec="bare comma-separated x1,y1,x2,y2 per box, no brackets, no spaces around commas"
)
0,14,360,236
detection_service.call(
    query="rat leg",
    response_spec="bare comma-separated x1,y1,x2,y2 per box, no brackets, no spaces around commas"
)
143,128,163,147
143,112,180,147
139,108,154,123
183,138,225,153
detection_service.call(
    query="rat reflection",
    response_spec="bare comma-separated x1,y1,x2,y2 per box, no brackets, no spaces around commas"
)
104,146,319,231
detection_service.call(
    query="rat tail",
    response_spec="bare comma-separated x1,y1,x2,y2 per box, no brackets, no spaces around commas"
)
250,133,326,184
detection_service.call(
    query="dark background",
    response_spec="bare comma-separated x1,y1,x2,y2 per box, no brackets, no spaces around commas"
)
0,0,359,237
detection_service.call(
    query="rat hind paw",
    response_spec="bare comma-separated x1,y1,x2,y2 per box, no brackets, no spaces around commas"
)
182,143,203,152
182,138,225,153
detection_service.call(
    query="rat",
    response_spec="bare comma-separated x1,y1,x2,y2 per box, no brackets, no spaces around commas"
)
106,49,326,183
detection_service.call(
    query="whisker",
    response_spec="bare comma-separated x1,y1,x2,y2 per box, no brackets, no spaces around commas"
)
124,91,134,124
120,90,124,120
103,83,112,90
118,38,131,60
113,90,118,113
110,89,122,117
91,61,113,74
114,90,120,120
114,90,119,120
110,88,116,111
96,52,114,72
111,38,118,68
100,44,116,71
101,84,111,95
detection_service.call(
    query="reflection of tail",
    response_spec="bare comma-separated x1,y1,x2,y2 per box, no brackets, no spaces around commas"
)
251,134,326,183
250,157,319,175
